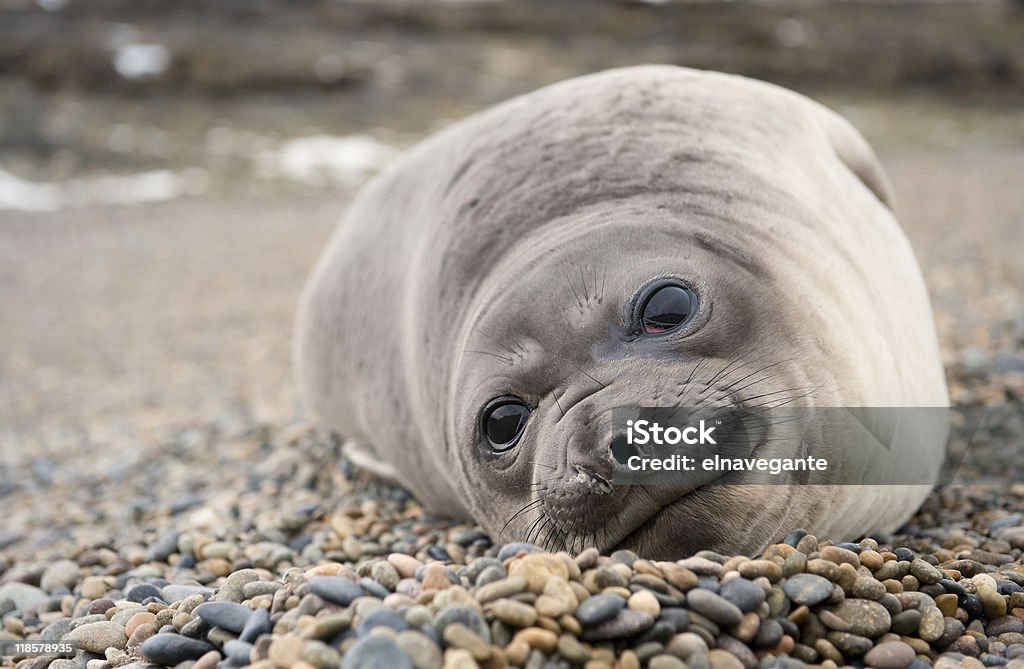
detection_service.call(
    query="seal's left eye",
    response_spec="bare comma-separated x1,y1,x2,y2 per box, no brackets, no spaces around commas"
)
640,284,697,334
481,398,531,452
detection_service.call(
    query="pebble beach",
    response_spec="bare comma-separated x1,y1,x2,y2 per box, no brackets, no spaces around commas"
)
4,422,1024,669
3,2,1024,668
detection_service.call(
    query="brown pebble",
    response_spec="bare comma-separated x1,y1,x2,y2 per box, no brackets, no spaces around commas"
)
193,650,222,669
859,549,884,570
936,593,959,618
443,623,491,661
126,622,156,648
443,648,479,669
304,563,344,578
124,612,156,638
659,563,698,591
820,546,860,567
738,559,782,582
387,554,423,579
864,640,916,669
504,640,529,665
707,649,745,669
268,635,304,668
513,627,558,653
509,554,570,593
619,650,640,669
422,563,451,591
628,590,661,618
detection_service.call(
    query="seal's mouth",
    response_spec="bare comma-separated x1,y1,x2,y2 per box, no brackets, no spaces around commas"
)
607,433,772,554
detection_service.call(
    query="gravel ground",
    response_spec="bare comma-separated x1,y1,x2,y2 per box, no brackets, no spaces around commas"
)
3,426,1024,669
2,65,1024,668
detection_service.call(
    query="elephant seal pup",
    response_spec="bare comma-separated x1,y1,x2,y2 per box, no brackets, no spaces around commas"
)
294,65,948,558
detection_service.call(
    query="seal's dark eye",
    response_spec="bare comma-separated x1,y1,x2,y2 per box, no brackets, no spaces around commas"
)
481,398,531,452
640,284,697,334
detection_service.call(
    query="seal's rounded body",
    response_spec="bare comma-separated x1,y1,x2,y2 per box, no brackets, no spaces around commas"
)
294,66,948,557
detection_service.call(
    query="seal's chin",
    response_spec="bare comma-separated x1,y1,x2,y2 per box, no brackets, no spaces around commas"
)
609,483,785,559
591,430,777,558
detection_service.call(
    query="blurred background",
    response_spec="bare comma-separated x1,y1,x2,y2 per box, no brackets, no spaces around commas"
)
1,0,1023,537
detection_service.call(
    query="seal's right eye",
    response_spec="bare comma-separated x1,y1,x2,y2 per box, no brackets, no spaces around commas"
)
640,283,697,334
481,397,531,452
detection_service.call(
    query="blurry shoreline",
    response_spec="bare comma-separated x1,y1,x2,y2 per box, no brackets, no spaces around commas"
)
2,0,1024,204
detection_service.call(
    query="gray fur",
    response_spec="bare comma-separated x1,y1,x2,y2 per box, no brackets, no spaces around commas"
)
294,66,948,557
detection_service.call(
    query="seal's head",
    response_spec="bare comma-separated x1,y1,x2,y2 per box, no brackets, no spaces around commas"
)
450,207,832,558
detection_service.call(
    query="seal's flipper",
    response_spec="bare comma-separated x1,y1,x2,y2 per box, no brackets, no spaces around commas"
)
819,111,897,211
342,439,403,484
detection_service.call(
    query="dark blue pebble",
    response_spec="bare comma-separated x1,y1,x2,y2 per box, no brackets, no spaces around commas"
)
194,602,253,633
358,577,389,599
720,577,766,613
175,555,196,570
696,576,721,593
289,535,314,552
427,546,452,562
160,584,213,602
835,542,862,553
141,634,216,665
307,577,363,606
145,532,181,563
998,580,1023,595
388,487,412,503
609,550,638,567
452,529,489,546
40,618,74,642
982,654,1009,666
940,578,967,602
762,657,806,669
635,620,675,644
783,528,808,547
990,515,1022,531
341,635,413,669
412,624,441,645
648,590,680,608
777,617,799,638
658,607,691,633
357,607,409,636
754,619,784,648
127,583,163,603
239,608,271,644
496,543,544,561
462,557,502,582
575,594,626,627
893,547,915,561
434,605,490,642
223,640,253,664
964,593,984,619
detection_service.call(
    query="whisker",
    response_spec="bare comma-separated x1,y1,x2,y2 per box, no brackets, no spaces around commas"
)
463,349,514,366
570,362,609,391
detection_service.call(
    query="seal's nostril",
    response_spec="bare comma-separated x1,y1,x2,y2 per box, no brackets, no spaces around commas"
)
611,437,633,465
572,465,614,495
